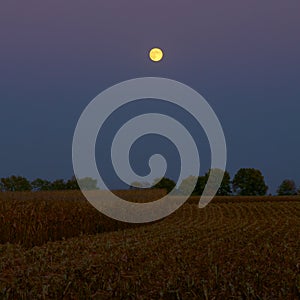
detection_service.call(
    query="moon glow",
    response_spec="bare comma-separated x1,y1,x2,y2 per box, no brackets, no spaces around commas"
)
149,48,163,62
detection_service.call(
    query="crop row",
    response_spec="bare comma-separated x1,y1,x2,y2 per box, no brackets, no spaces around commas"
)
0,201,299,299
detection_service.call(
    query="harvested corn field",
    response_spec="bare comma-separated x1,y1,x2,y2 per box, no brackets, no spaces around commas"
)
0,193,299,299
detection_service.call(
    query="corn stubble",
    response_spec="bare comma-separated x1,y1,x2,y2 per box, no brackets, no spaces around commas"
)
0,191,299,299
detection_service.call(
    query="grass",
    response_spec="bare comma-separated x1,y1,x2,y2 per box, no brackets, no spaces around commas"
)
0,192,299,299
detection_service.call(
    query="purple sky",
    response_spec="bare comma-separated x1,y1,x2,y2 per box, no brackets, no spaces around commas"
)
0,0,300,193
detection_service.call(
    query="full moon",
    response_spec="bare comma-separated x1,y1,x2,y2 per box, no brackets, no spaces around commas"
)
149,47,163,62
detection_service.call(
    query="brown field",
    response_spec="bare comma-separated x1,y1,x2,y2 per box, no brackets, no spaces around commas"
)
0,190,167,248
0,191,299,299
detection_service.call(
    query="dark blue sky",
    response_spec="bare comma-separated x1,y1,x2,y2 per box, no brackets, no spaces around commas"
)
0,0,299,193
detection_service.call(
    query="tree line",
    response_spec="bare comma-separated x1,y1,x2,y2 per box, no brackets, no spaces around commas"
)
132,168,300,196
0,168,299,196
0,176,97,192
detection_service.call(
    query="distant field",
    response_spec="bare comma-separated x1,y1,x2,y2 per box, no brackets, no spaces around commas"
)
0,192,299,299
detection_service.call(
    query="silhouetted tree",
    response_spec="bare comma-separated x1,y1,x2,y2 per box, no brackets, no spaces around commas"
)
77,177,98,190
31,178,51,191
66,176,80,190
204,168,232,196
179,170,231,196
152,177,176,193
0,175,32,192
277,179,297,195
232,168,268,196
193,176,207,195
178,175,198,195
50,179,67,191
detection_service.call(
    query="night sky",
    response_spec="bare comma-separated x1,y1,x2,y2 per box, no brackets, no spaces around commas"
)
1,1,299,194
